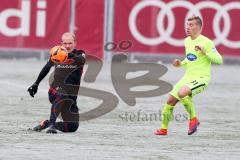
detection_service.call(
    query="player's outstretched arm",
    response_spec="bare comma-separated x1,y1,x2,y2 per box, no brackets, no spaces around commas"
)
27,60,54,97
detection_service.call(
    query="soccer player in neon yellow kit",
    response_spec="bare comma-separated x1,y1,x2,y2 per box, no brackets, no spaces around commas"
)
155,16,223,135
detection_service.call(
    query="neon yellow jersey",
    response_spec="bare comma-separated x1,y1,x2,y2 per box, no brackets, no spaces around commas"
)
181,34,223,78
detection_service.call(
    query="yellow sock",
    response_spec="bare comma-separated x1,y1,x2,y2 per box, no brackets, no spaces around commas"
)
161,103,174,129
181,96,196,119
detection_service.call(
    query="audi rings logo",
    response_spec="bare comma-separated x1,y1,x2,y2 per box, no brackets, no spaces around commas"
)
129,0,240,48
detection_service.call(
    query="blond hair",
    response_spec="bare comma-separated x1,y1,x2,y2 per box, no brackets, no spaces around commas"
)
187,16,202,28
61,32,76,41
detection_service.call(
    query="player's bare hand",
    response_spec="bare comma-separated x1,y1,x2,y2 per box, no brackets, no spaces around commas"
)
195,45,206,55
173,59,181,67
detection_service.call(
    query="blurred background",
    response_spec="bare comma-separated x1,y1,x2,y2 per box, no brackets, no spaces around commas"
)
0,0,239,63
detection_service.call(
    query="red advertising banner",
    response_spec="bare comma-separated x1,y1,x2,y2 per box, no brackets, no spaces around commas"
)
75,0,105,59
114,0,240,56
0,0,104,58
0,0,70,48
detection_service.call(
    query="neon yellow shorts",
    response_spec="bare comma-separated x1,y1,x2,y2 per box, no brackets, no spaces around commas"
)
170,76,210,100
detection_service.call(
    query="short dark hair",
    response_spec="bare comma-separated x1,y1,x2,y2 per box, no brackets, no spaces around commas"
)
187,16,202,28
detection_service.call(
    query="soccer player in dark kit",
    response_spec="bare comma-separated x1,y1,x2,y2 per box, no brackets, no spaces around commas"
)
28,32,85,134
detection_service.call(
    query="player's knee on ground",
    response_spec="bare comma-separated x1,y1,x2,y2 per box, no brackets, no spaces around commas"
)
55,121,79,132
166,95,178,106
178,86,191,98
65,122,79,132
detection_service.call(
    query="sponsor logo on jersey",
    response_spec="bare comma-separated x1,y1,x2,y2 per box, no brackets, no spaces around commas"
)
187,53,197,61
56,64,77,69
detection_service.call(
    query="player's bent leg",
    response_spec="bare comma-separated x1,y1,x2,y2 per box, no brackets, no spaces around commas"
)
179,85,201,135
55,121,79,132
166,95,179,106
155,95,178,135
180,96,200,135
54,97,79,133
46,93,67,134
178,85,192,98
181,96,196,119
